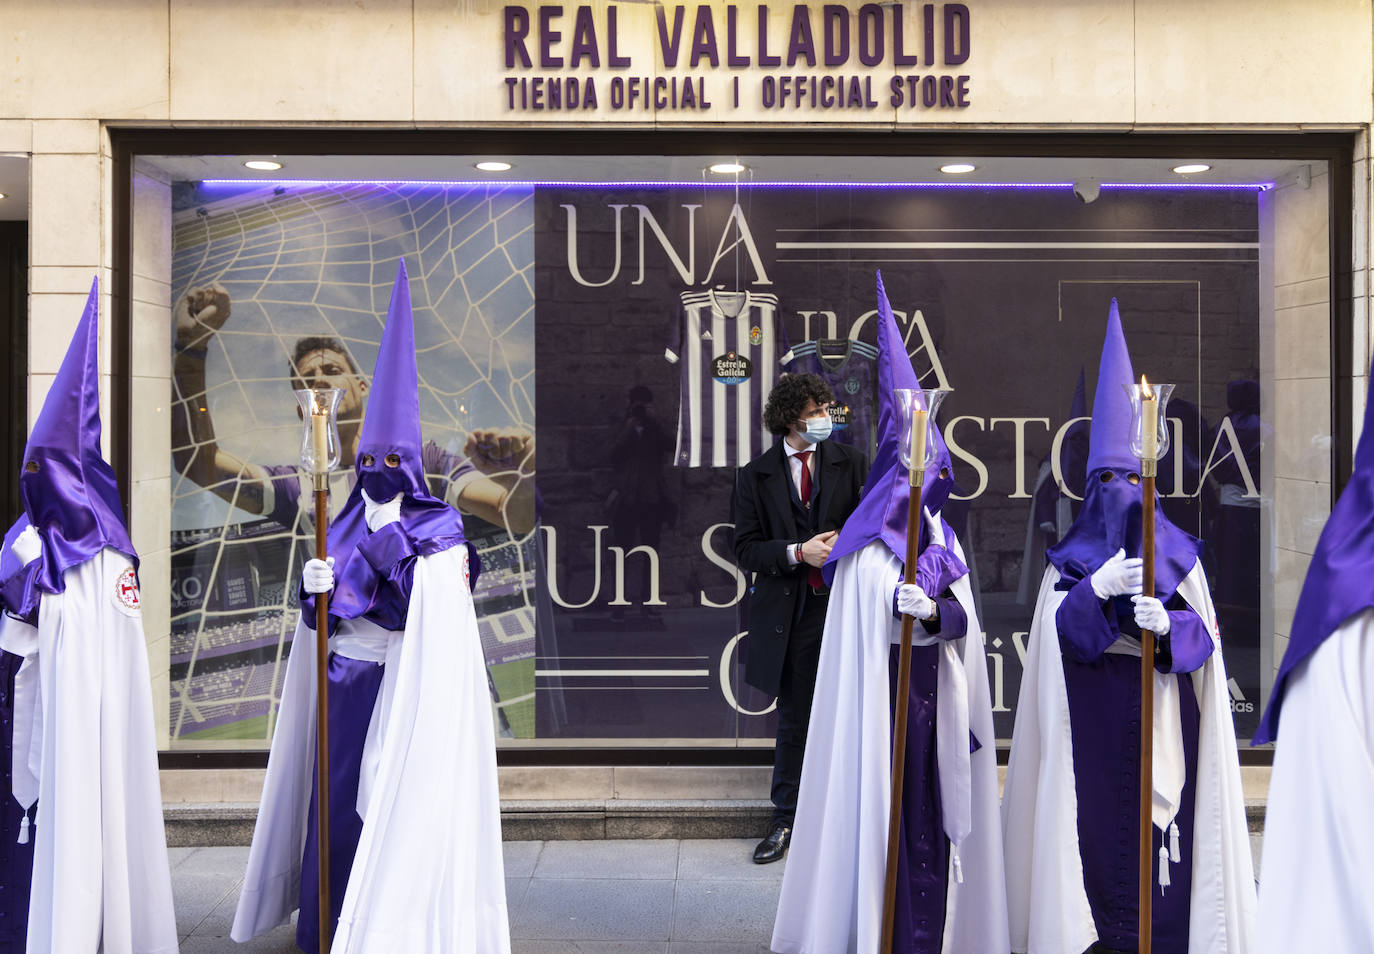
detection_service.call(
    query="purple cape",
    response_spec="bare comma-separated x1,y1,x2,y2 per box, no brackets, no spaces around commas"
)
1046,472,1202,602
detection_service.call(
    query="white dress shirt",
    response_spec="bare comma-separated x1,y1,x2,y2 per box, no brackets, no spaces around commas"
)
784,440,818,564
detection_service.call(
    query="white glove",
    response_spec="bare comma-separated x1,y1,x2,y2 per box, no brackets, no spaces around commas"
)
10,525,41,567
302,556,335,594
1131,595,1171,635
362,489,403,532
1090,548,1143,600
897,583,934,620
922,507,946,548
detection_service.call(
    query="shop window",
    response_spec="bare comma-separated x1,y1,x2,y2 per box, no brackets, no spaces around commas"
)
127,150,1339,753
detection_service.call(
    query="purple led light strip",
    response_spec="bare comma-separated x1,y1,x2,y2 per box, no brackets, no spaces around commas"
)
1098,181,1274,190
200,178,1273,191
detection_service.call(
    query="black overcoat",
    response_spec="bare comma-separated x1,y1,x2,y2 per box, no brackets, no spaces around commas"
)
731,438,867,696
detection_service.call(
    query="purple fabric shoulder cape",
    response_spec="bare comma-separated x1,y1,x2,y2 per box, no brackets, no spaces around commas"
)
1045,476,1202,601
299,489,473,632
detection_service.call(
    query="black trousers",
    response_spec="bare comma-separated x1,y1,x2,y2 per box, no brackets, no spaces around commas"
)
770,591,828,825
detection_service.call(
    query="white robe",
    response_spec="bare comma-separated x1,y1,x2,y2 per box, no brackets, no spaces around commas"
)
1001,561,1255,954
1256,608,1374,954
771,535,1009,954
232,545,510,953
0,548,178,954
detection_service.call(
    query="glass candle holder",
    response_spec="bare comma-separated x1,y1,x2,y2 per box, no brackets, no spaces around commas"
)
295,387,344,476
1124,377,1175,476
894,387,949,485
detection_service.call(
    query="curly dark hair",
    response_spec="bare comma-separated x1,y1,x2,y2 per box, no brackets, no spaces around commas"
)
763,372,834,437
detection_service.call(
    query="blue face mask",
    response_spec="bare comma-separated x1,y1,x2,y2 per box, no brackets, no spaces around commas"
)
799,415,833,444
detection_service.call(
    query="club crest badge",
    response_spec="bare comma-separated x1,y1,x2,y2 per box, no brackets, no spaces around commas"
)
115,567,141,612
845,376,861,395
749,325,763,345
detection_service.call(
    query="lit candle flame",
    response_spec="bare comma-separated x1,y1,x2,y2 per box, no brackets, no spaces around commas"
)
1139,374,1158,463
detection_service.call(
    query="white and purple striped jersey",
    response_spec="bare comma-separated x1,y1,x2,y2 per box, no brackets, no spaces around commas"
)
665,289,784,468
780,338,880,457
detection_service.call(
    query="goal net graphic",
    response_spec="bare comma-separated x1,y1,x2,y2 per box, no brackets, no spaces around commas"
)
168,181,536,745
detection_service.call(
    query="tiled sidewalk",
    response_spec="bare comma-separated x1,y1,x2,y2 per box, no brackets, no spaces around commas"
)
174,839,784,953
174,834,1264,953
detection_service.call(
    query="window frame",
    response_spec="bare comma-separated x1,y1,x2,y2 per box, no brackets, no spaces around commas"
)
110,127,1358,768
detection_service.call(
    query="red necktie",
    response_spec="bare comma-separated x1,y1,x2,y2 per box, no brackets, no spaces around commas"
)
796,450,824,588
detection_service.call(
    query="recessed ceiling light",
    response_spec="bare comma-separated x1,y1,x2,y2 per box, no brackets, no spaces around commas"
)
940,163,977,174
0,193,7,200
474,161,514,172
243,160,283,171
708,162,748,175
1172,163,1212,174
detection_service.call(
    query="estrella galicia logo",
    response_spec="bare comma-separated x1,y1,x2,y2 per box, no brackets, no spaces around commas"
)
828,404,852,431
711,352,753,385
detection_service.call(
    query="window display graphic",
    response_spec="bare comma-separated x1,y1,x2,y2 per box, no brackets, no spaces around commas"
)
169,182,536,746
158,175,1272,750
535,183,1265,744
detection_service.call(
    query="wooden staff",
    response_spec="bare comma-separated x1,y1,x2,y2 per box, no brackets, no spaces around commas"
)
879,463,923,954
313,479,333,954
1138,461,1157,954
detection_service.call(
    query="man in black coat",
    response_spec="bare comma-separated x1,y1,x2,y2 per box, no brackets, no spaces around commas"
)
732,372,867,864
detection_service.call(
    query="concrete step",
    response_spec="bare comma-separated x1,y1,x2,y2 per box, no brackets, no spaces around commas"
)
166,799,776,847
165,797,1264,848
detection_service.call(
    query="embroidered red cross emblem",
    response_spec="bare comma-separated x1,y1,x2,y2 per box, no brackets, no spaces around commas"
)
116,567,141,610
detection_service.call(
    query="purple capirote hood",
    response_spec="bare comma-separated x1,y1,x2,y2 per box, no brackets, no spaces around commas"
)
1047,298,1202,610
300,260,470,629
825,270,954,581
2,279,135,622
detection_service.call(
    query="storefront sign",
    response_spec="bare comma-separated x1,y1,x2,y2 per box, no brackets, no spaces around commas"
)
501,2,972,113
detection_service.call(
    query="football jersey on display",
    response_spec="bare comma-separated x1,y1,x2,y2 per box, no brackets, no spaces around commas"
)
780,338,880,457
665,289,783,468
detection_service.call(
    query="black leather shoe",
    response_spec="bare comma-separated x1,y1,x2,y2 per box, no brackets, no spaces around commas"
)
753,822,792,864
